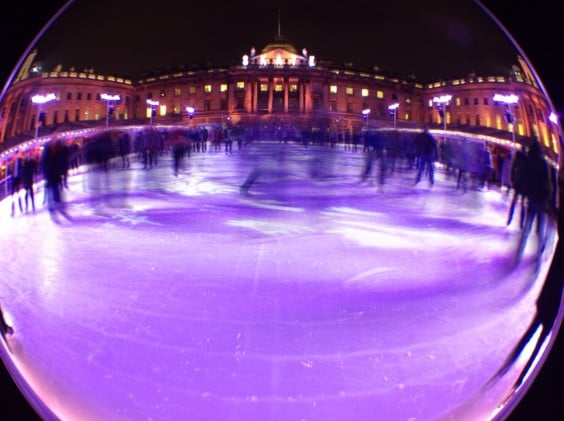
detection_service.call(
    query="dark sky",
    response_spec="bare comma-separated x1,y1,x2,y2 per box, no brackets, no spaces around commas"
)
0,1,523,81
25,0,518,81
1,0,561,111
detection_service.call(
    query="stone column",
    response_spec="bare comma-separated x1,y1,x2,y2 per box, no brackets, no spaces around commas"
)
268,78,273,114
284,77,289,113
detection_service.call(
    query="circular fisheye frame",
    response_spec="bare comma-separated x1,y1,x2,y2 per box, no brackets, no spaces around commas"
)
0,1,561,420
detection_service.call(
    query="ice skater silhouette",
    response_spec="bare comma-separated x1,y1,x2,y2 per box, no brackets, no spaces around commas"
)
482,176,563,398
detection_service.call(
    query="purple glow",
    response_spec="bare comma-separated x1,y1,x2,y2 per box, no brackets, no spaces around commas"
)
0,139,557,420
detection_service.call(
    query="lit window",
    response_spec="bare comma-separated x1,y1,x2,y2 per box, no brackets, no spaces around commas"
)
189,86,196,94
275,84,283,92
204,85,212,93
346,87,353,95
159,105,166,116
236,81,245,89
290,84,298,92
260,83,268,92
174,88,181,96
220,84,228,93
456,98,461,106
376,90,384,99
361,89,369,97
330,85,337,94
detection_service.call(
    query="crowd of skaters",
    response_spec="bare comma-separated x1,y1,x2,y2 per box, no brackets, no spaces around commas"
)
1,123,557,249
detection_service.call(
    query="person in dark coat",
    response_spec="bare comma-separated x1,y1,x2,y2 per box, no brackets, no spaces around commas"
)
413,125,438,186
9,151,24,216
21,151,37,213
506,146,528,228
41,139,72,222
514,139,552,262
360,130,384,184
117,131,132,169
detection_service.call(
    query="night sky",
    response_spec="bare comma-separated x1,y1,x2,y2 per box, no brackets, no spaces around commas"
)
0,1,563,419
1,1,562,104
13,1,516,81
2,1,563,111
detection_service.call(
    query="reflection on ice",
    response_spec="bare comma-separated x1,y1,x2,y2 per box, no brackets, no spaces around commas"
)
0,124,559,420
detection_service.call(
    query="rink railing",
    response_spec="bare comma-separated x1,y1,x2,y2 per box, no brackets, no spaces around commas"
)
0,124,558,204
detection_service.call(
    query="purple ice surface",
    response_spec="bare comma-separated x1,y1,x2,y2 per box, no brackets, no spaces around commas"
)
0,142,556,420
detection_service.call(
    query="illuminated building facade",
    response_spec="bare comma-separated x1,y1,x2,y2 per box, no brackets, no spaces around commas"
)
0,42,559,159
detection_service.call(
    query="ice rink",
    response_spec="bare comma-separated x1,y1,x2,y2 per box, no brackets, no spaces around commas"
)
0,139,558,420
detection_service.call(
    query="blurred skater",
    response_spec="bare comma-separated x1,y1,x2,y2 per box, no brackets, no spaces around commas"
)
170,129,190,176
9,151,24,216
22,151,37,213
514,139,552,263
413,125,438,186
41,139,72,223
506,146,528,228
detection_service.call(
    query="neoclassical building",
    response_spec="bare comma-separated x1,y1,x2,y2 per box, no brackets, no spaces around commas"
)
0,40,559,161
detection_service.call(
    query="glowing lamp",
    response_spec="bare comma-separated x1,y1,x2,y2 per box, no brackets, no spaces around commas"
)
493,93,519,104
432,95,452,104
101,93,120,101
31,93,56,104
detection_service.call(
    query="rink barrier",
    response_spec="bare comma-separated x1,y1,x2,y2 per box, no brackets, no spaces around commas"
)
0,124,558,202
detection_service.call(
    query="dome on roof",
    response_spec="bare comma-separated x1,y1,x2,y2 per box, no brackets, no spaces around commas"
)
261,43,298,54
